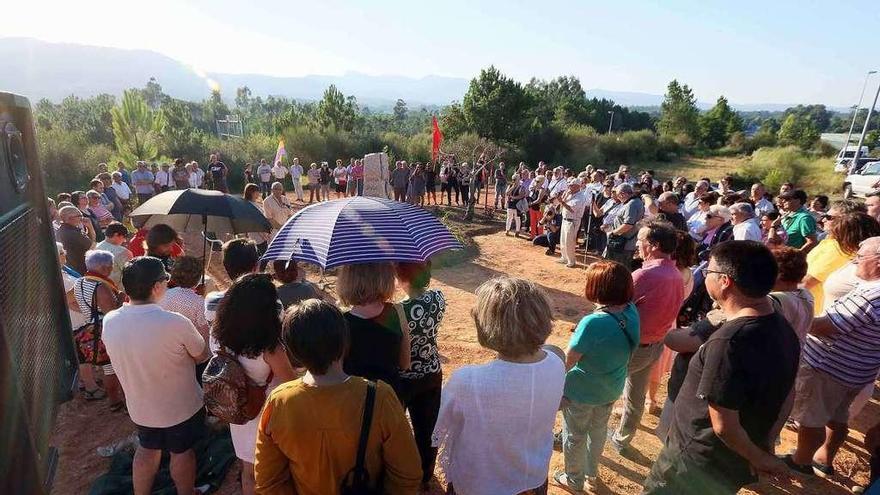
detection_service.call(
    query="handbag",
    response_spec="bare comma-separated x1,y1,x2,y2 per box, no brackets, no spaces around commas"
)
340,381,382,495
606,233,629,252
72,282,111,366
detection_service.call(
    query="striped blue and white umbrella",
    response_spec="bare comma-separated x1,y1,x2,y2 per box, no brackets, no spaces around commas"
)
263,196,462,269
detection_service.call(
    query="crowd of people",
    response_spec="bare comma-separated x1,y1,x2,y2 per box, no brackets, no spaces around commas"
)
49,152,880,495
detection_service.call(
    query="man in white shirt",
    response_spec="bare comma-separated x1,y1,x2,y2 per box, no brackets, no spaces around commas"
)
102,257,210,495
257,159,273,198
730,203,764,241
154,164,172,192
188,162,205,189
272,160,288,183
263,182,294,235
682,179,710,218
750,183,776,217
289,158,304,201
110,172,132,206
555,178,589,268
546,167,568,199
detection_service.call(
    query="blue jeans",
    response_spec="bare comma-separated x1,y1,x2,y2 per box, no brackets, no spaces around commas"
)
611,342,665,449
562,401,614,487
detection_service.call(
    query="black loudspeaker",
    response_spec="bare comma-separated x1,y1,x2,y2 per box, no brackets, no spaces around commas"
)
0,92,78,494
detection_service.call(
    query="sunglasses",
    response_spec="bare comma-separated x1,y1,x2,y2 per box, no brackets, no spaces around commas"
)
823,214,836,221
705,214,715,219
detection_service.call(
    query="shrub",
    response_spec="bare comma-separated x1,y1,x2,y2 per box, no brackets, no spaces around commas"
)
734,145,839,195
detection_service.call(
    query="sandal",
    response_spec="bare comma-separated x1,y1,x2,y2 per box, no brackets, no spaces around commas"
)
83,388,106,401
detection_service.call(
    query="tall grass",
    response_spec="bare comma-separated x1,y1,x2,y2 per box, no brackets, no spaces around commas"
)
735,146,840,195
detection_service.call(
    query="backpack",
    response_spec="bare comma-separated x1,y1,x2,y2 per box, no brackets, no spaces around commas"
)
202,348,271,425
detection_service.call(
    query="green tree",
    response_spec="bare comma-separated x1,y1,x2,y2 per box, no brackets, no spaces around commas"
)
316,85,359,131
777,114,820,149
393,99,408,122
783,104,831,132
111,90,165,162
699,96,743,148
235,86,252,111
160,99,208,158
201,89,231,135
462,66,529,143
658,80,700,144
141,77,165,110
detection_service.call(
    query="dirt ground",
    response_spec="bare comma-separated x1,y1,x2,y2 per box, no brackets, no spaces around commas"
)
50,194,877,495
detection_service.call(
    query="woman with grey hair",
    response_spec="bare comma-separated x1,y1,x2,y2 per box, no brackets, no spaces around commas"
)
432,277,565,494
730,202,763,241
74,249,124,409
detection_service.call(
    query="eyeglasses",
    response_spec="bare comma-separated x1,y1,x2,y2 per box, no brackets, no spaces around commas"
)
704,214,714,219
823,214,836,221
700,267,733,280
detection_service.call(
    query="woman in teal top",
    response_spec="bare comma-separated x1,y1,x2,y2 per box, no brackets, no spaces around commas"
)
553,260,640,494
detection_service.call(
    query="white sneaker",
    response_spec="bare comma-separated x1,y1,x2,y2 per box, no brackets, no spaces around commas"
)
557,258,568,264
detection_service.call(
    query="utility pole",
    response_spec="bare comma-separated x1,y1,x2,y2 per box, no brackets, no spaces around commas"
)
853,78,880,171
607,111,615,134
843,70,877,154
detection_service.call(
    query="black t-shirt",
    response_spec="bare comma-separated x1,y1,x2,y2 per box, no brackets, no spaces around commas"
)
209,161,227,180
658,211,688,232
343,304,403,396
668,313,799,488
319,168,332,184
667,319,719,403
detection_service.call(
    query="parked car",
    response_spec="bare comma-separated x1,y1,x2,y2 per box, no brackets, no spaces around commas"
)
843,160,880,198
834,145,871,173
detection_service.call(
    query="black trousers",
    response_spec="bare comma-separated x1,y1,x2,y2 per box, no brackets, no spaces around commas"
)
399,372,442,483
459,184,469,205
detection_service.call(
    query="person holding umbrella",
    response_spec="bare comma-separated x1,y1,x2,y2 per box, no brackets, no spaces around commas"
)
337,262,411,398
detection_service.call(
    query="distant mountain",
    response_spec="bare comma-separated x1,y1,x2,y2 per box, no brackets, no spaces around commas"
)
0,37,849,113
0,37,468,107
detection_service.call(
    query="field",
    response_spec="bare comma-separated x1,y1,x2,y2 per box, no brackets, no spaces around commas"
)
49,196,877,495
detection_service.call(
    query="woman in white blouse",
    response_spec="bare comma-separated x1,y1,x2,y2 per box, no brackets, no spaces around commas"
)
432,277,564,495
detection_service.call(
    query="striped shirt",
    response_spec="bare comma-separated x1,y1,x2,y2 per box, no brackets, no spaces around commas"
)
803,280,880,387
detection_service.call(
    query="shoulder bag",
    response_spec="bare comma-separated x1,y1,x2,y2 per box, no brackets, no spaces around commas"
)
599,308,636,358
72,279,111,366
340,381,382,495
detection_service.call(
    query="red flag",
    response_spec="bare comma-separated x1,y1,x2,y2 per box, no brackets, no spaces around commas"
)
432,115,443,162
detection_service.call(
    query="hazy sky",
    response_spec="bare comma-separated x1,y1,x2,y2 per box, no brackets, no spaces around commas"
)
7,0,880,106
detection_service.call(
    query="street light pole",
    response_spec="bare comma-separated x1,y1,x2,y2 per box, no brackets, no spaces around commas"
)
853,78,880,171
607,111,615,134
843,70,877,155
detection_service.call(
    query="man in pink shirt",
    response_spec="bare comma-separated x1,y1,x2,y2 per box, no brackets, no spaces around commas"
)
610,222,685,456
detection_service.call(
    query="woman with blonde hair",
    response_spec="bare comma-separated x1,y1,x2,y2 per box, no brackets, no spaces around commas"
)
337,262,411,397
433,277,564,495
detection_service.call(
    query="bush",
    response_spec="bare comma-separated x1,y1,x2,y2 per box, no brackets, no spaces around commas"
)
734,146,839,195
38,128,114,195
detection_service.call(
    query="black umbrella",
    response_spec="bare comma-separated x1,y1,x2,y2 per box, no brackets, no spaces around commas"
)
131,189,271,282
